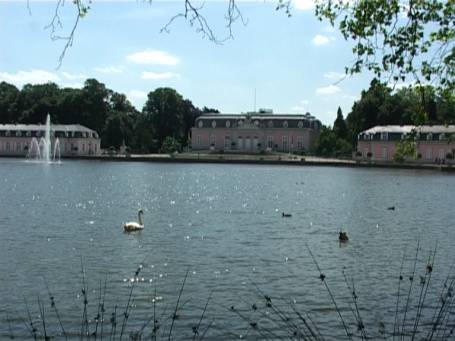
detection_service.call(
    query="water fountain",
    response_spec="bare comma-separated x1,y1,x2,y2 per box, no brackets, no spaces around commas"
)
26,114,61,163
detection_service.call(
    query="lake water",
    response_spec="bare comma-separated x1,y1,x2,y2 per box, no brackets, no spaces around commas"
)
1,159,454,340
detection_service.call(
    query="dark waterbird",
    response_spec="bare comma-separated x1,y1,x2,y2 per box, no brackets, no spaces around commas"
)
282,212,292,218
339,231,349,242
387,206,395,211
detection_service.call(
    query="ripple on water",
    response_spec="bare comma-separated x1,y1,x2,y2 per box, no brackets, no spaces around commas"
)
0,163,454,339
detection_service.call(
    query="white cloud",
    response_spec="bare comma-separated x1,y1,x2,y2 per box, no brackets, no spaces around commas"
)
94,66,123,74
316,84,341,95
312,34,332,46
291,105,305,112
0,69,60,87
128,89,148,99
292,0,315,11
323,71,345,80
127,50,179,66
141,71,180,80
292,99,310,112
62,72,86,80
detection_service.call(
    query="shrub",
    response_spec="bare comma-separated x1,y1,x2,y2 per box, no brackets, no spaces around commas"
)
161,136,181,154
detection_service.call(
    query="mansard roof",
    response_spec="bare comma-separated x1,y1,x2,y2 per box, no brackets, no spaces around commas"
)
360,125,455,135
0,123,97,133
194,113,321,130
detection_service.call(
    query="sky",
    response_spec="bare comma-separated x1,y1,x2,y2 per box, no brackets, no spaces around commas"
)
0,0,377,125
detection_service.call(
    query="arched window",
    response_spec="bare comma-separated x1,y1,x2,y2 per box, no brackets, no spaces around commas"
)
211,120,217,128
198,120,203,128
283,121,288,128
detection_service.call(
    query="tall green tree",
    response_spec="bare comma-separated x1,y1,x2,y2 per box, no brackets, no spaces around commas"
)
0,82,19,123
17,82,61,123
333,106,348,140
80,79,112,134
143,87,185,148
102,92,139,148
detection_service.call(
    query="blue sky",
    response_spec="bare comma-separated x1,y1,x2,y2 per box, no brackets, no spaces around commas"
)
0,0,377,125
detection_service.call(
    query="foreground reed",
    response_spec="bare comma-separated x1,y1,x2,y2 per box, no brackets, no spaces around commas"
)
3,243,455,340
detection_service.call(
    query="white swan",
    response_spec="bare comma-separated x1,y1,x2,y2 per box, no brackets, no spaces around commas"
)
123,209,144,232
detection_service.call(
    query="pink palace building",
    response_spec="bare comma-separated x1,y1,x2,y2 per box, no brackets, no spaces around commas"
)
191,110,322,153
356,125,455,162
0,123,101,157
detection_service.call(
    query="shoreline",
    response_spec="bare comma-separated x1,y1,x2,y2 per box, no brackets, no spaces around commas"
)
3,152,453,172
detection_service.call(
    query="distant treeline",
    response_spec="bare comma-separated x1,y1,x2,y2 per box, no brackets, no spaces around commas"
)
1,78,454,156
315,80,455,158
0,79,219,153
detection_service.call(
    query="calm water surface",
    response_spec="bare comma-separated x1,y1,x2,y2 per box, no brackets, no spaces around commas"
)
0,159,454,339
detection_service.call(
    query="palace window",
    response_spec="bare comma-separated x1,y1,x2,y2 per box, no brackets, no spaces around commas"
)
283,121,288,128
427,133,433,141
267,136,273,149
226,121,231,128
211,120,217,128
298,121,303,128
5,130,10,137
15,131,22,137
224,135,231,149
26,131,31,137
297,136,304,149
268,121,273,128
439,133,445,141
380,132,388,141
198,121,203,128
282,136,288,150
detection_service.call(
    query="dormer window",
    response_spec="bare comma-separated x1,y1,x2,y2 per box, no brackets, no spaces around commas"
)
211,120,217,128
